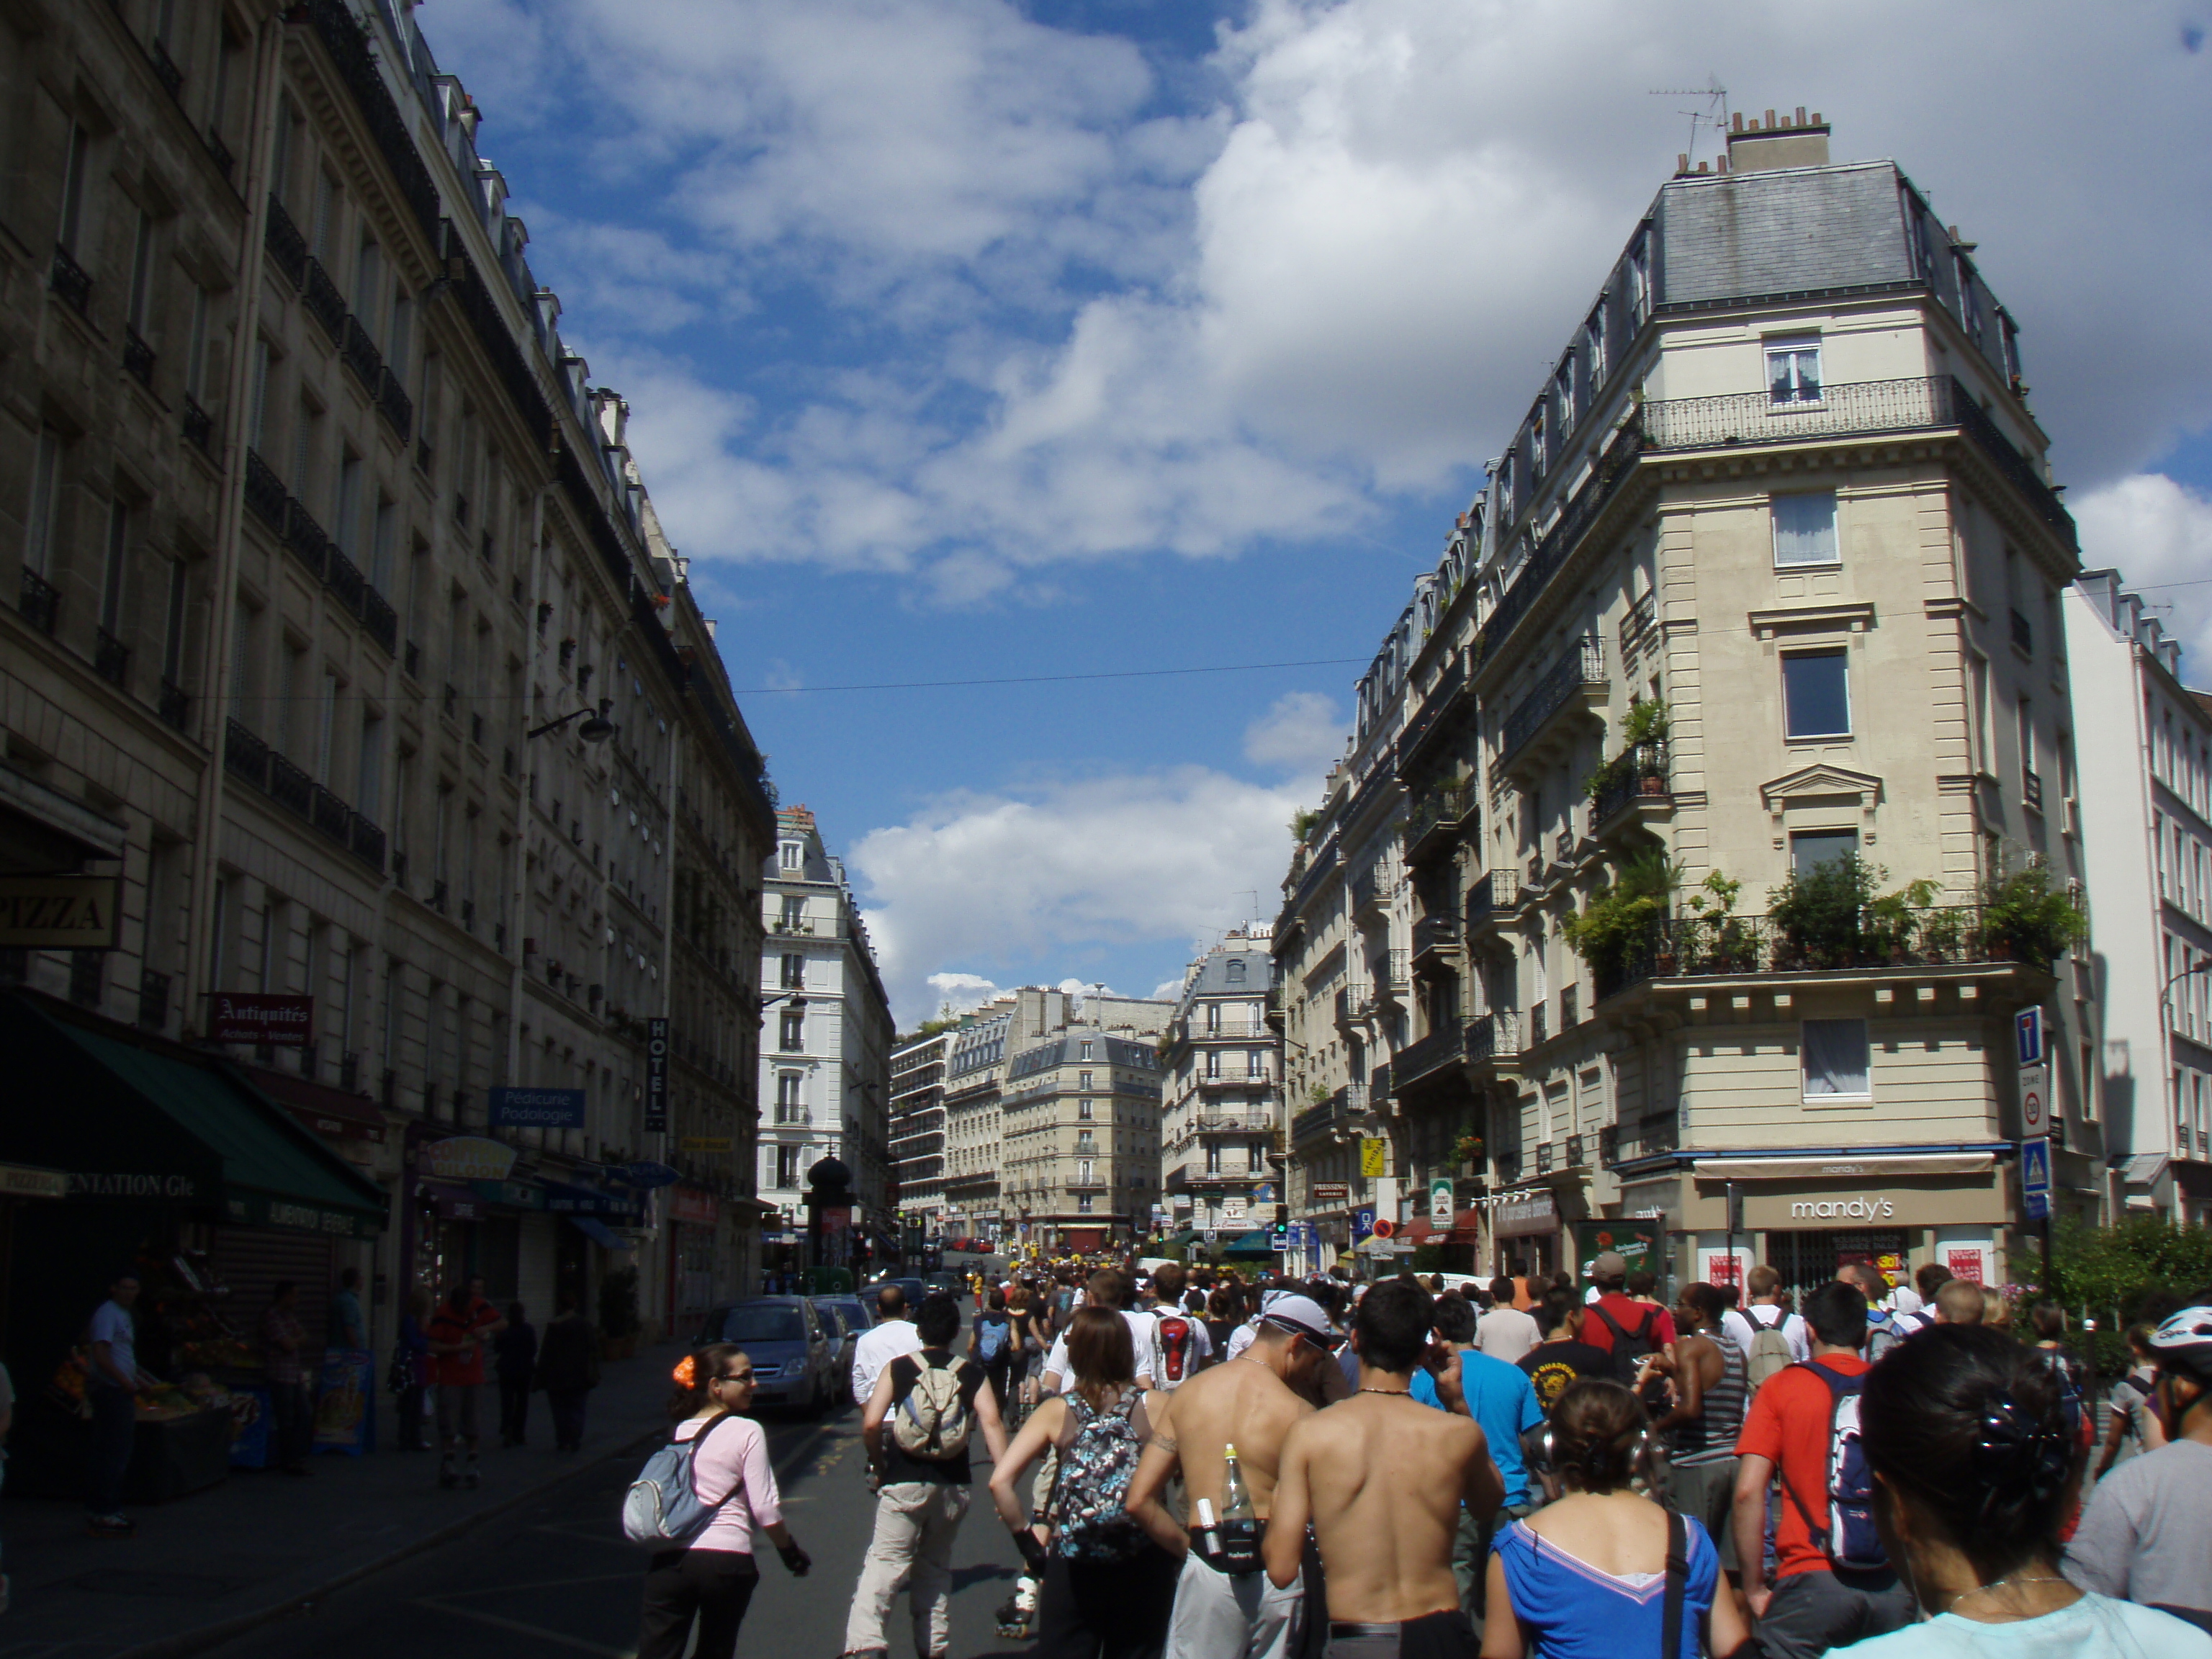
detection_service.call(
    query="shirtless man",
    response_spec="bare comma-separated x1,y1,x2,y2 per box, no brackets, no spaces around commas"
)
1128,1292,1338,1659
1265,1279,1503,1659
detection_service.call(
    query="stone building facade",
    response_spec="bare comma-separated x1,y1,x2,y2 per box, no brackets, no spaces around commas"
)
1160,927,1282,1249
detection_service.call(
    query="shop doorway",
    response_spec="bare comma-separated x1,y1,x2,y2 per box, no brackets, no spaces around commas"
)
1765,1228,1910,1302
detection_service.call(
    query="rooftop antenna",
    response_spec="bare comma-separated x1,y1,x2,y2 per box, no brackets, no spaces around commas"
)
1650,75,1730,168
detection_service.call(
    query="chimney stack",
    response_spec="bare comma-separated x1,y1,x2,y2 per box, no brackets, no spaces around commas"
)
1724,107,1832,174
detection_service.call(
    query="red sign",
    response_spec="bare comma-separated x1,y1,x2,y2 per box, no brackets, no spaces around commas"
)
670,1188,718,1227
1946,1249,1986,1284
1370,1216,1396,1238
210,994,314,1046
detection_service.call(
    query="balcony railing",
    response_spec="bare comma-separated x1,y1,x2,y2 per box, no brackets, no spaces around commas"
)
123,327,156,388
363,588,397,655
1643,375,1954,451
17,567,59,637
302,256,347,341
225,719,386,873
1466,872,1498,923
341,314,384,393
269,752,314,817
204,127,235,181
1393,1023,1467,1092
1465,1010,1519,1063
1478,410,1647,667
1604,1115,1680,1166
244,449,288,532
49,245,91,315
1619,587,1658,660
1399,655,1470,770
1407,779,1475,860
181,396,215,456
94,628,130,687
284,499,331,583
158,679,190,731
265,197,308,286
1501,635,1604,763
1591,742,1670,824
1412,912,1461,958
1598,904,2026,1001
224,717,270,787
377,366,414,441
326,546,367,617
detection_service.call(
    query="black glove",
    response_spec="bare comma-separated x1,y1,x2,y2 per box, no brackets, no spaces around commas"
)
1015,1528,1049,1575
778,1540,811,1577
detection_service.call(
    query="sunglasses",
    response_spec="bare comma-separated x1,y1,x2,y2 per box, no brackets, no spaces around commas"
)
716,1370,756,1383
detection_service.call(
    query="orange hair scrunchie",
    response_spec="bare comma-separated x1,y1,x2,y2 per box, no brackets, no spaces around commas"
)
671,1354,696,1388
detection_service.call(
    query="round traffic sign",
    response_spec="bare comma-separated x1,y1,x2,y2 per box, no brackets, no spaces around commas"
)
2022,1087,2045,1133
1371,1216,1396,1238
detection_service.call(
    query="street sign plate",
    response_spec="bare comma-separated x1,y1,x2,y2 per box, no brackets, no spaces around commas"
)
2021,1138,2051,1221
2015,1007,2045,1068
2019,1064,2050,1137
1354,1208,1375,1241
1430,1177,1455,1227
1358,1138,1386,1178
1204,1228,1219,1244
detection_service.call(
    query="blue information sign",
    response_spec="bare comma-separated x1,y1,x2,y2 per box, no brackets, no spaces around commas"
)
489,1087,586,1128
2021,1138,2051,1221
2015,1007,2046,1068
1354,1208,1375,1241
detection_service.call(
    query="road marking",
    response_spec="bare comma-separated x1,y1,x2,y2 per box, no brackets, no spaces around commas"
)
412,1597,636,1657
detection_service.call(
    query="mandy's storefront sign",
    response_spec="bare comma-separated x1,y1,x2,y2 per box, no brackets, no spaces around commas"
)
419,1136,517,1182
1789,1194,1899,1220
210,993,314,1046
0,875,121,948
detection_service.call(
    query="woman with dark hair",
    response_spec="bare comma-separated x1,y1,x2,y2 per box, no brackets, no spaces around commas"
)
1851,1323,2212,1657
1483,1377,1750,1658
636,1343,810,1659
1203,1284,1241,1361
989,1306,1176,1659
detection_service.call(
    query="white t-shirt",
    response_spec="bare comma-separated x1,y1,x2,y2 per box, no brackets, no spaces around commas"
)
1882,1284,1927,1317
1224,1319,1259,1363
1473,1306,1542,1365
1719,1307,1758,1359
1845,1592,2212,1659
1043,1308,1160,1390
1738,1303,1809,1364
90,1299,137,1387
851,1318,924,1405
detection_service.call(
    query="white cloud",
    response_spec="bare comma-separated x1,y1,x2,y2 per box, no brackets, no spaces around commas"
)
1151,977,1189,1002
431,0,2212,596
2075,473,2212,668
1244,691,1345,775
923,972,1004,1019
850,768,1300,1025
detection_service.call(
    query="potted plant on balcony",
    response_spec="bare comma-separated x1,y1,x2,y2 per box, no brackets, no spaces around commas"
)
1677,871,1743,974
1767,853,1879,970
1981,861,2087,968
1452,1130,1485,1174
1863,876,1942,963
1564,848,1678,994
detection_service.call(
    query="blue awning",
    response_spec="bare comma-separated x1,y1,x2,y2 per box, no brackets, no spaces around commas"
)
565,1215,629,1249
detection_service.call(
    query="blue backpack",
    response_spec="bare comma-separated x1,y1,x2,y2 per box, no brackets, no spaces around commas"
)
1781,1362,1886,1573
621,1416,741,1549
977,1313,1010,1364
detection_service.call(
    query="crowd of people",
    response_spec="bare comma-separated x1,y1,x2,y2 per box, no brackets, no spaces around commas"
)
631,1253,2212,1659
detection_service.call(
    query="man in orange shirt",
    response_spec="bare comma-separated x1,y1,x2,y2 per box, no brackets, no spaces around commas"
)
426,1278,505,1491
1730,1280,1914,1659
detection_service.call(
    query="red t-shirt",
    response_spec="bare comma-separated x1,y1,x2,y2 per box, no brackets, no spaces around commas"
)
1733,1354,1871,1578
1578,1293,1676,1355
426,1297,501,1387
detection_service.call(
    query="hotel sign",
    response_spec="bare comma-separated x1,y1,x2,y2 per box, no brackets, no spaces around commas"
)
0,876,121,948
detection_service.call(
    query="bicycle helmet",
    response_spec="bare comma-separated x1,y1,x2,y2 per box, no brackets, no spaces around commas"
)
2147,1305,2212,1380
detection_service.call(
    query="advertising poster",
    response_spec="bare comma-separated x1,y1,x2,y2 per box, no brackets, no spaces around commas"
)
313,1350,374,1455
1574,1218,1663,1284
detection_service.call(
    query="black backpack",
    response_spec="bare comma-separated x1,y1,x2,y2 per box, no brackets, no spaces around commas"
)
1590,1300,1659,1387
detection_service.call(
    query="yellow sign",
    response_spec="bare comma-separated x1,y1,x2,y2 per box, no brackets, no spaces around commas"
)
0,875,120,949
679,1137,732,1154
1359,1137,1387,1178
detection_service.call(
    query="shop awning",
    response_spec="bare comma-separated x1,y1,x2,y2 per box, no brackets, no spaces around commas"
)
1690,1153,1997,1181
0,993,386,1237
240,1064,389,1145
566,1215,630,1249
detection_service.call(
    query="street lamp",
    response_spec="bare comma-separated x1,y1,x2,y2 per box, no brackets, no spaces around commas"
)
527,697,616,744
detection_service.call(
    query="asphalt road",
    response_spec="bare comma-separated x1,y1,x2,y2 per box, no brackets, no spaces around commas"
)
202,1303,1030,1659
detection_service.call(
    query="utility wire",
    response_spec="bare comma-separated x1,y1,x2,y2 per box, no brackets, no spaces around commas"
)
734,657,1368,695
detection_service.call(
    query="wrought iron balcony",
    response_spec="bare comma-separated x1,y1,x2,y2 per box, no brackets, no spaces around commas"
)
1391,1024,1467,1092
268,752,314,817
181,395,215,456
1412,911,1461,960
284,499,331,582
1407,779,1476,863
302,256,347,341
1619,587,1658,661
1644,375,1954,450
224,717,270,788
1596,904,2025,1002
158,679,190,732
326,546,367,617
94,628,130,686
363,587,398,655
1590,742,1670,827
341,314,383,392
17,568,59,637
1465,1010,1520,1063
123,327,156,388
204,127,234,181
1501,635,1604,764
1466,872,1498,925
349,811,387,874
148,35,184,97
312,783,351,842
264,197,307,287
49,244,91,315
377,367,413,441
244,449,287,533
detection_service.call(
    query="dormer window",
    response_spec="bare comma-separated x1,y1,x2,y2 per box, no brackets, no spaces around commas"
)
1555,357,1577,441
1767,339,1822,405
1530,405,1547,479
778,841,801,871
1586,303,1608,386
1225,958,1246,984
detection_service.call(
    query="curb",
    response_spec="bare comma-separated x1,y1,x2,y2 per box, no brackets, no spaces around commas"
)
108,1424,668,1659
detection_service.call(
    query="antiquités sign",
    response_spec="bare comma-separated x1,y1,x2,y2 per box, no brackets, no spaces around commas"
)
209,993,314,1046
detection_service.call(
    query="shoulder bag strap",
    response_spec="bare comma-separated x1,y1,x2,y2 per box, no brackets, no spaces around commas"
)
1590,1301,1629,1345
694,1412,747,1510
1774,1362,1845,1547
1660,1509,1688,1659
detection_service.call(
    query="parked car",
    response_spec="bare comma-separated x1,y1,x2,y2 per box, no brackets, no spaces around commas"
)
868,1275,930,1312
925,1269,965,1296
814,1295,872,1400
692,1297,837,1414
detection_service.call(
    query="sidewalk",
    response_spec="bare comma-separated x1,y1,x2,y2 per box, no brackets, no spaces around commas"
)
0,1344,683,1659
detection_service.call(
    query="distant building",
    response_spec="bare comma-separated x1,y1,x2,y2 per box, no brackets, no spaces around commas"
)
2067,572,2212,1222
757,806,894,1271
1161,929,1282,1254
1003,1022,1171,1251
888,1027,952,1226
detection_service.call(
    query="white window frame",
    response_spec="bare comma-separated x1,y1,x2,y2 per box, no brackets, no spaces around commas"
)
1771,491,1840,567
1766,339,1823,405
1802,1017,1871,1101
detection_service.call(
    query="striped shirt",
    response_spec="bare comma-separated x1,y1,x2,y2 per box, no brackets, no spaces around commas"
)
1672,1331,1748,1467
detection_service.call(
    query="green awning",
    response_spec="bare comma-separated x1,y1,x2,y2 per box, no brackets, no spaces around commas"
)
1,994,386,1238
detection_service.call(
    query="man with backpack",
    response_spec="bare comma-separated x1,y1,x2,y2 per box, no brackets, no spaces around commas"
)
1735,1264,1808,1380
1730,1280,1915,1659
971,1289,1015,1409
1576,1251,1675,1382
845,1292,1010,1659
1149,1263,1213,1390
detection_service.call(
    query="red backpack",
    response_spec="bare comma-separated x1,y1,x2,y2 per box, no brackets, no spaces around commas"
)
1157,1314,1197,1385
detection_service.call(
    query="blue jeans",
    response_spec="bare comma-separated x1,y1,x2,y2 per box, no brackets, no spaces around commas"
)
88,1384,137,1514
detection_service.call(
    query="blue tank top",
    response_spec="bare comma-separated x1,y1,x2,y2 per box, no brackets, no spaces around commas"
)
1493,1514,1717,1659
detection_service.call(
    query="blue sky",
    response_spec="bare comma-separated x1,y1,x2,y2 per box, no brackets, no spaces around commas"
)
420,0,2212,1025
